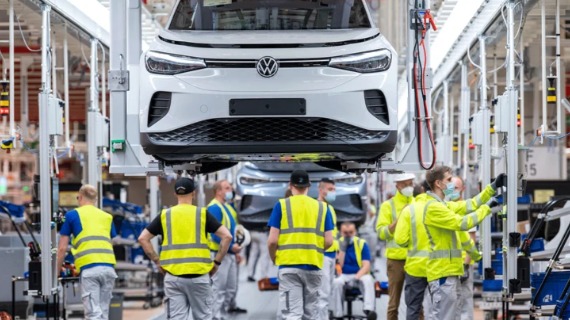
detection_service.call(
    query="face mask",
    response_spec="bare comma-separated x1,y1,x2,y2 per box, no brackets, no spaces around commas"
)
345,236,354,245
400,186,414,198
224,191,233,202
325,191,336,203
446,191,460,201
442,182,455,196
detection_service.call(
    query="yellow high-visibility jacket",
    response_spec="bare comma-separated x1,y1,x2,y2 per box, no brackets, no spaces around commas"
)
423,191,493,282
376,191,413,260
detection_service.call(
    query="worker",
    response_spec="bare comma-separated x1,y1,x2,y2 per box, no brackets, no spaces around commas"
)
376,173,415,320
449,176,480,320
267,169,334,319
317,177,339,319
423,166,505,320
138,177,232,320
56,185,117,320
331,222,377,320
394,176,490,320
208,180,246,319
225,190,247,314
246,228,270,282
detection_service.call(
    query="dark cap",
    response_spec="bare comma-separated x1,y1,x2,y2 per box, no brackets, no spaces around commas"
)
320,177,335,185
174,177,195,195
290,170,311,187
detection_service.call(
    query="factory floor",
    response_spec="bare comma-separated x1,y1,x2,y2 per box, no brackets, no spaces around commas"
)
120,255,486,320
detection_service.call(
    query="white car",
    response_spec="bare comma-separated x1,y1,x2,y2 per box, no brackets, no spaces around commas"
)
140,0,398,172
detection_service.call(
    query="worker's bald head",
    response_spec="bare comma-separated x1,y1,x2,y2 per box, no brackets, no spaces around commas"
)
78,185,97,205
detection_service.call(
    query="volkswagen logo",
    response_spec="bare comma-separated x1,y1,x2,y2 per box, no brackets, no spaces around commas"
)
256,56,279,78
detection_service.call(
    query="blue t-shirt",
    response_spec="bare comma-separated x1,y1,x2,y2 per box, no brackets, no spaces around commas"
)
208,202,236,254
267,200,334,270
59,209,117,272
342,241,370,275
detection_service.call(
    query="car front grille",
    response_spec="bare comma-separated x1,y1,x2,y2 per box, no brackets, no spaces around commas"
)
364,90,389,125
148,118,387,143
148,92,172,127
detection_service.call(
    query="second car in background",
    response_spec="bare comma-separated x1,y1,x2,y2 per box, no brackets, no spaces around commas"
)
235,162,367,230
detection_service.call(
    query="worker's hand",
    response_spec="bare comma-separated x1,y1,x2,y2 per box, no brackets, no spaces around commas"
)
231,244,242,254
486,197,500,209
460,264,470,283
154,259,165,275
236,254,243,264
491,173,507,190
355,273,362,281
209,264,219,277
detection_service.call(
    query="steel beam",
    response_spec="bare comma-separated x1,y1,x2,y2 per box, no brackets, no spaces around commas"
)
479,35,492,271
87,38,100,197
9,0,15,138
505,0,519,297
39,3,54,297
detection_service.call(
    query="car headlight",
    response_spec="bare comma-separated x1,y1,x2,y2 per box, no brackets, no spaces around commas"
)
145,51,206,75
334,175,364,185
329,49,391,73
239,176,270,185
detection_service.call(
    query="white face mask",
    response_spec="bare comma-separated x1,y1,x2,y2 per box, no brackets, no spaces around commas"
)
224,191,233,202
400,186,414,198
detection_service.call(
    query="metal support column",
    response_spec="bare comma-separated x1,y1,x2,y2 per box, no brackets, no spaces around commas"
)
479,36,492,271
39,3,54,297
87,38,100,203
505,0,519,297
64,24,70,147
460,62,470,180
20,58,32,139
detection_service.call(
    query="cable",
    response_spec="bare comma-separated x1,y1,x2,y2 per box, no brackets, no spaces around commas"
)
15,14,41,52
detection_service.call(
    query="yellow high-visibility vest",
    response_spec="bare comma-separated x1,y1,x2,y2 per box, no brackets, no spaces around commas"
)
207,199,232,251
159,204,213,275
276,195,326,269
325,204,339,253
71,205,116,272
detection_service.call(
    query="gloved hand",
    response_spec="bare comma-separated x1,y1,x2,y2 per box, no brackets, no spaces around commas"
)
339,237,350,252
460,264,470,283
486,197,500,209
491,173,507,190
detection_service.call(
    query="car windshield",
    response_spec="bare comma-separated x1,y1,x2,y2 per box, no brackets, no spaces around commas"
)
169,0,371,30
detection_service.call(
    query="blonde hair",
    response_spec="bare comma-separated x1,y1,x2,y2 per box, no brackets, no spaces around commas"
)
79,185,98,202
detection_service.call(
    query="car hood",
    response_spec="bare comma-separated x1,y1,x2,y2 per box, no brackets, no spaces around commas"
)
158,28,380,46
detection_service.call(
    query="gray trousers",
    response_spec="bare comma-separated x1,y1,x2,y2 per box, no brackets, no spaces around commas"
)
404,273,427,320
317,256,336,319
458,267,474,320
247,231,270,279
211,253,237,320
278,268,322,320
80,266,117,320
428,276,460,320
331,274,376,317
164,273,213,320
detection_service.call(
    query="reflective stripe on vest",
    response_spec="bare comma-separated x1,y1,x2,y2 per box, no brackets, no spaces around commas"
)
160,206,213,275
71,205,116,272
326,204,339,253
389,199,397,220
422,200,437,252
276,196,326,268
407,204,429,258
460,211,479,231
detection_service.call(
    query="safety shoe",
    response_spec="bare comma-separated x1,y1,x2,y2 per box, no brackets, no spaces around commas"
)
228,307,247,313
247,276,256,282
364,310,377,320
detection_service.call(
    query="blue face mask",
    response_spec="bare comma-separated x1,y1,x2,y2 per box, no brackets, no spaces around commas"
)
224,191,233,202
325,191,336,203
447,191,460,201
442,182,455,196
